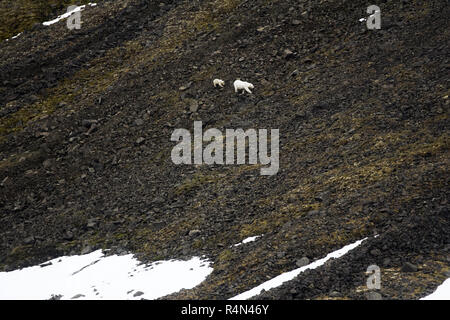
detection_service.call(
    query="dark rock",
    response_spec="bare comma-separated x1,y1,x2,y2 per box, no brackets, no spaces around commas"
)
370,249,381,256
81,119,97,128
23,236,35,245
382,258,391,267
290,69,299,77
133,291,144,297
63,231,74,241
401,262,418,273
40,262,53,268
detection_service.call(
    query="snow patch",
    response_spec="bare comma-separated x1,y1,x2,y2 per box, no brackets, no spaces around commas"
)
230,238,367,300
233,235,263,247
0,250,212,300
421,278,450,300
42,3,97,26
5,32,22,41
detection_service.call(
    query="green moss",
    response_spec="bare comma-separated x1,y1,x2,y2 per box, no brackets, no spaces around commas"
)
175,173,221,195
0,38,142,139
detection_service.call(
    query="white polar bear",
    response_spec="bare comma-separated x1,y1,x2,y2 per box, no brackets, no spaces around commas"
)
213,79,225,88
234,80,254,94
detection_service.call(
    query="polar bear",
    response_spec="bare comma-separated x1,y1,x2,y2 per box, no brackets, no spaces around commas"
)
234,80,254,94
213,79,225,88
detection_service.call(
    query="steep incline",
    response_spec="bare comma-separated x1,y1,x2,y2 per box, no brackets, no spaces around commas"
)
0,0,449,299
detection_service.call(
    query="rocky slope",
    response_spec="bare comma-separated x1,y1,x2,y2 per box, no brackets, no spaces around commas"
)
0,0,448,299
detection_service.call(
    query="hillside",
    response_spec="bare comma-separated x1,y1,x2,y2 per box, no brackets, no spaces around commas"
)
0,0,449,299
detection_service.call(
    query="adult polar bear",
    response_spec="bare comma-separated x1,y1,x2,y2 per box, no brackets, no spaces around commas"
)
233,80,254,94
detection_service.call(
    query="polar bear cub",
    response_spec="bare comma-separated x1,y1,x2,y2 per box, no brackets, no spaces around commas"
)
234,80,254,94
213,79,225,88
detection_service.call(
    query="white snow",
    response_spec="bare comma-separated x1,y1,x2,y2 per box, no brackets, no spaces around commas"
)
421,278,450,300
42,3,97,26
0,250,212,300
5,32,22,41
233,235,262,247
230,238,367,300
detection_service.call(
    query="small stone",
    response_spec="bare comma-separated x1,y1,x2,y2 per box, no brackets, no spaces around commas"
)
43,159,52,169
71,294,85,299
401,262,418,273
81,119,97,128
290,69,299,77
365,292,382,300
63,231,74,241
133,291,144,297
307,209,320,217
296,257,310,267
23,236,35,245
189,229,201,237
87,219,97,229
330,291,341,298
370,249,381,256
283,49,294,59
315,191,330,202
189,100,199,113
81,245,93,255
179,82,192,91
40,262,53,268
0,176,8,187
296,110,306,118
134,119,144,126
136,137,145,145
292,19,301,25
